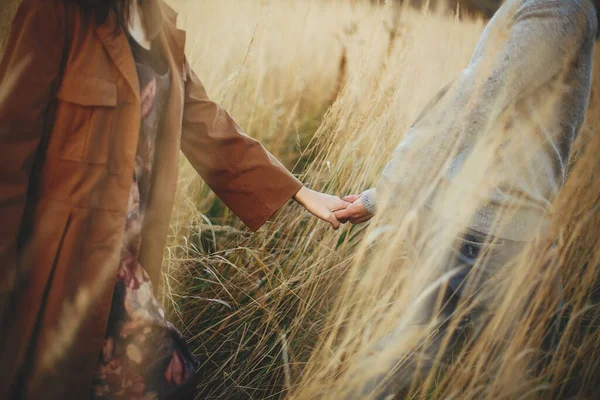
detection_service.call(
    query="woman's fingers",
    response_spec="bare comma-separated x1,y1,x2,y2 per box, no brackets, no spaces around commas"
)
293,187,355,229
333,208,352,222
343,194,361,203
327,211,341,230
331,197,352,212
333,198,373,225
311,192,349,229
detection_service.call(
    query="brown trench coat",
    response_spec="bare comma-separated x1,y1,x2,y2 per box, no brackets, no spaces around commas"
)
0,0,303,398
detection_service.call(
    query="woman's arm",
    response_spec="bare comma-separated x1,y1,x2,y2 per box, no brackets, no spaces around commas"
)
0,0,66,310
180,66,348,230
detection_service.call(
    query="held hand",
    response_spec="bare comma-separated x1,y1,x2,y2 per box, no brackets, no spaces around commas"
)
293,187,351,230
333,194,373,225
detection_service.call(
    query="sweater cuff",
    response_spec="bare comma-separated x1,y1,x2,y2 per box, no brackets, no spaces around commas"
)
361,188,377,215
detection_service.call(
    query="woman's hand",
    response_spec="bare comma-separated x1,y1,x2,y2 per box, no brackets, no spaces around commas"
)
333,194,373,224
293,187,351,230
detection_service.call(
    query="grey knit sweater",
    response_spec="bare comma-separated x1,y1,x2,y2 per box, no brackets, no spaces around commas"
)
362,0,597,241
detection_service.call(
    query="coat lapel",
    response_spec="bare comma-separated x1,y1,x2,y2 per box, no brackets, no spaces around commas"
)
160,4,187,80
94,4,186,103
95,15,140,103
138,5,187,289
158,4,187,146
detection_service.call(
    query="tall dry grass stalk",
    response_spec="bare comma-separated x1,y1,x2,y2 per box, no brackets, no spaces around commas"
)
156,1,597,399
164,1,600,399
162,1,600,399
1,0,599,398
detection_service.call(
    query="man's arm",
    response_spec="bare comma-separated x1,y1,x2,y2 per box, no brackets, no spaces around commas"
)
340,0,597,223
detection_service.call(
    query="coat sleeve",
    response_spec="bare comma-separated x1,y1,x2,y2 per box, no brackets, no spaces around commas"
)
0,0,65,302
180,65,303,231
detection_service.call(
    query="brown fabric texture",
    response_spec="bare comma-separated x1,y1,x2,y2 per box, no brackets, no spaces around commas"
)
0,1,303,398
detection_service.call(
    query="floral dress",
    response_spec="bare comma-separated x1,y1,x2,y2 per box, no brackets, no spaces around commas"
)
91,37,199,400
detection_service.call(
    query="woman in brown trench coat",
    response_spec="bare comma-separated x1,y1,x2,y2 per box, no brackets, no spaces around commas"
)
0,0,349,398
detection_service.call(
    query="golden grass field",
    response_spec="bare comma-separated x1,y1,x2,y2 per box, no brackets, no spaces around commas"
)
161,1,600,399
3,0,600,399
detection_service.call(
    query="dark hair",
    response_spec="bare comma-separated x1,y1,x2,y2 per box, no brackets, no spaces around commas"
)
69,0,163,39
71,0,129,29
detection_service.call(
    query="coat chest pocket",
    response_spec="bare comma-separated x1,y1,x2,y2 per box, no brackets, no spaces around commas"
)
48,73,118,164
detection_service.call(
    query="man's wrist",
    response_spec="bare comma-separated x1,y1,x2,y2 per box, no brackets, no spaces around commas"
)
360,188,377,215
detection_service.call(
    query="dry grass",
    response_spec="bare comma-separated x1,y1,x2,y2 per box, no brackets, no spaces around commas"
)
0,0,20,56
2,0,600,399
161,1,600,399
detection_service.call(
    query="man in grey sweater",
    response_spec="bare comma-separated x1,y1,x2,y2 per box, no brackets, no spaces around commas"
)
335,0,598,397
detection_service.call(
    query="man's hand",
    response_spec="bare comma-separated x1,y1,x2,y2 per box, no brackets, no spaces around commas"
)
293,187,351,230
333,194,373,224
